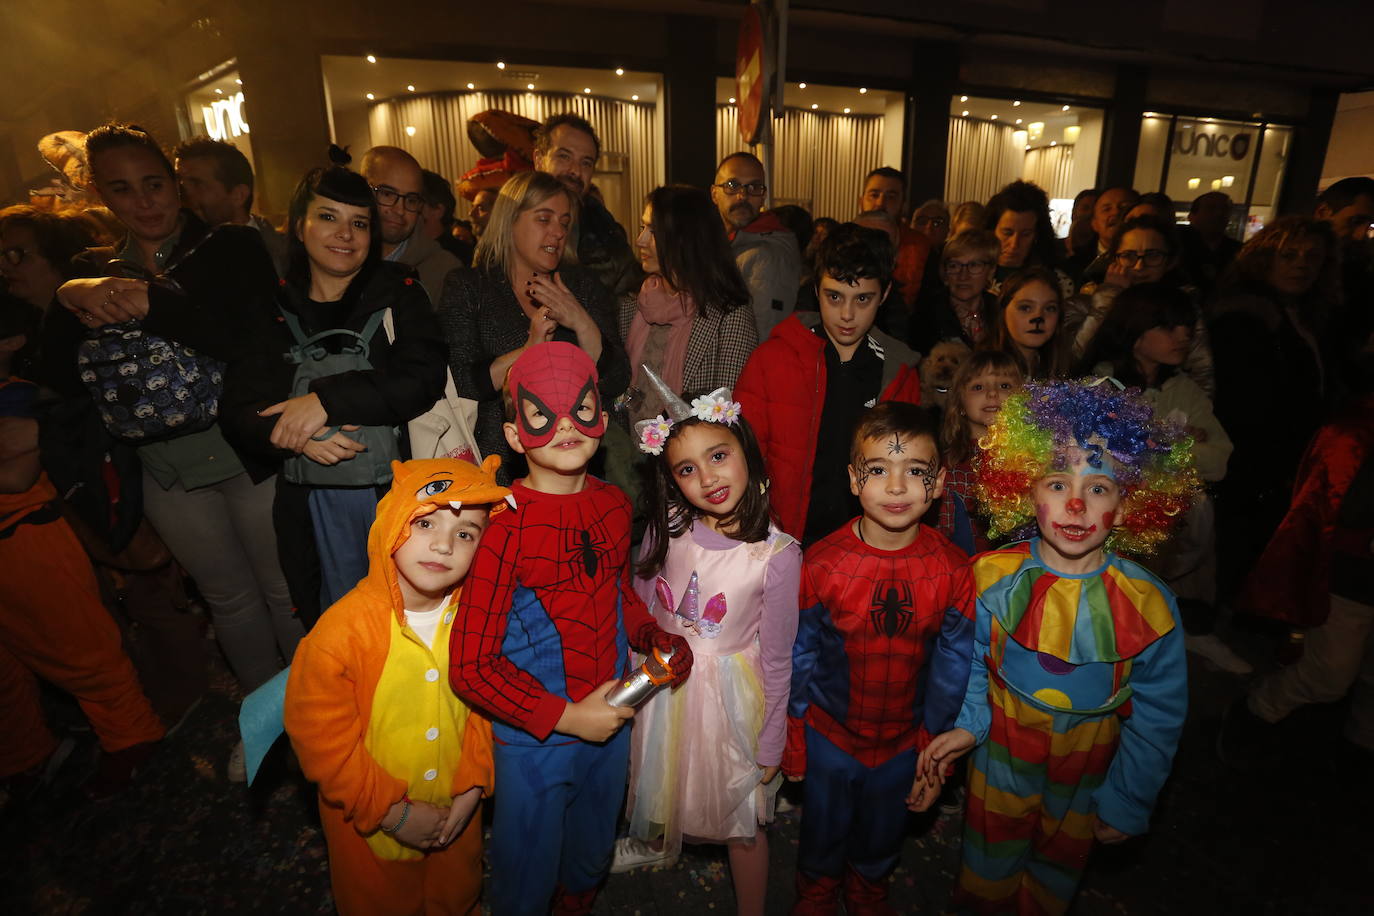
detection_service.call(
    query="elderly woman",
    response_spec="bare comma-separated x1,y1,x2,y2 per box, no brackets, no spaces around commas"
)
439,170,628,480
620,185,756,424
909,229,999,355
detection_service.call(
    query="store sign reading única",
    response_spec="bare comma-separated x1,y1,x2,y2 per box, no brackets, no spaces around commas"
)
203,91,249,140
1174,123,1252,161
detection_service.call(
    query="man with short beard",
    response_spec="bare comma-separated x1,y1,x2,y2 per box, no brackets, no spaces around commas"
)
360,146,461,305
710,152,801,340
532,113,641,300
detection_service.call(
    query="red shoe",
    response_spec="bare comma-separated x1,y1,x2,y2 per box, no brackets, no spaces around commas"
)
550,885,598,916
791,871,842,915
843,866,896,916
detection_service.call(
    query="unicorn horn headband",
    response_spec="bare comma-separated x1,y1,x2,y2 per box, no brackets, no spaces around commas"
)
634,364,741,455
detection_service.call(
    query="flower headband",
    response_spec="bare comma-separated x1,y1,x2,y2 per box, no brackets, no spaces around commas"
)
632,365,742,456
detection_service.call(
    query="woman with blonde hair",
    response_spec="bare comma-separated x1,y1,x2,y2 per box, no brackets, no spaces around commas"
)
438,170,629,479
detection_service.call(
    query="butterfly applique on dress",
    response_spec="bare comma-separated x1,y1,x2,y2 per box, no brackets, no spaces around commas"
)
654,570,727,639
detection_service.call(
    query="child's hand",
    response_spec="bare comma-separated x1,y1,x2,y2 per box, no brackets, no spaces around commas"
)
555,680,635,742
437,787,482,846
383,798,448,849
905,769,941,812
917,728,977,783
1093,817,1131,845
759,765,780,786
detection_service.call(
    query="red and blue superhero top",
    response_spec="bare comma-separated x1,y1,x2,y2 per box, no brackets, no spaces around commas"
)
953,539,1187,835
450,477,657,746
784,521,975,775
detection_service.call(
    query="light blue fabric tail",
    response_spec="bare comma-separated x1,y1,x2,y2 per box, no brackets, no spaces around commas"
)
238,667,290,786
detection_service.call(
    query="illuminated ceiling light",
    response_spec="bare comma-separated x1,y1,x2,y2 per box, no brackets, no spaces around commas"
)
526,83,535,90
1063,125,1081,143
406,85,415,92
1187,177,1201,189
583,87,591,94
366,54,377,64
615,68,624,76
990,114,997,120
466,82,475,90
632,94,639,100
235,78,243,85
843,107,851,114
811,103,819,110
1221,175,1235,188
1062,104,1070,111
799,82,807,89
1050,140,1057,146
961,110,969,117
728,97,736,104
405,125,416,136
214,88,222,94
496,61,506,70
1211,179,1222,190
365,92,375,100
1015,118,1022,124
1012,100,1021,107
1025,145,1031,150
960,95,968,102
858,87,867,94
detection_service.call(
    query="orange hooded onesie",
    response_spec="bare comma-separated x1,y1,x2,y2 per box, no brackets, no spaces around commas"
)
284,456,510,915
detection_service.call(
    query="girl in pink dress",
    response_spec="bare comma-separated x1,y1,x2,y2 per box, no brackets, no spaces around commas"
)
611,376,801,916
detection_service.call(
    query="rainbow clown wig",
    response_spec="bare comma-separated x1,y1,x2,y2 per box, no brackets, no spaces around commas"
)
975,379,1201,556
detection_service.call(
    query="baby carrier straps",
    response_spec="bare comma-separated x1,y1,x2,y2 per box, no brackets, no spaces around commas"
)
278,307,399,487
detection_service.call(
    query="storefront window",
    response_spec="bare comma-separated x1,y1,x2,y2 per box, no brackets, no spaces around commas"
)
183,67,255,169
1135,112,1291,238
945,96,1103,236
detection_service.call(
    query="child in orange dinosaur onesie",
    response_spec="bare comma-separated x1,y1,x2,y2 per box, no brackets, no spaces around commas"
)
285,456,510,915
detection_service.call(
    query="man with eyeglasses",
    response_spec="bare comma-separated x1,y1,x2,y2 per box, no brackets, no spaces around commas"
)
710,152,801,339
532,113,642,301
1065,186,1139,289
361,146,460,305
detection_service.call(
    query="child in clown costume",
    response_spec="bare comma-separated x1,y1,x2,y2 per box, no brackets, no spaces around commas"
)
449,342,692,916
284,455,510,916
918,380,1199,915
610,369,801,916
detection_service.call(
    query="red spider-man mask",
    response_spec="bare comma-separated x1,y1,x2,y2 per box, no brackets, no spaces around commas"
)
506,341,605,448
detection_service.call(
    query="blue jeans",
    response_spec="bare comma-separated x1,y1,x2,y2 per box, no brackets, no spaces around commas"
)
306,486,380,611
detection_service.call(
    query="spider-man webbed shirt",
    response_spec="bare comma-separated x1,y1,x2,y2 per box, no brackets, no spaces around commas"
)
786,520,976,775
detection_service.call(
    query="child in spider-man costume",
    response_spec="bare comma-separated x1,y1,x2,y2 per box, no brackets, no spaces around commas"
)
785,402,975,915
918,380,1198,915
449,342,692,916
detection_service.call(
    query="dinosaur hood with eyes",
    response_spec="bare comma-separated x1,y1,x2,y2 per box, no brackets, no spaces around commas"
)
364,455,513,616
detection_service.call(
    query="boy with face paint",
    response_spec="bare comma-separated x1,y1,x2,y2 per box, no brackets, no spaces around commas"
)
785,402,975,913
449,342,693,916
916,380,1199,915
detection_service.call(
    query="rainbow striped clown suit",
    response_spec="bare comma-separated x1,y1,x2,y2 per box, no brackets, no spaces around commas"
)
952,540,1187,915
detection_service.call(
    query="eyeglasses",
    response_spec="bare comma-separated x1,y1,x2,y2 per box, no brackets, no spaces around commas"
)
943,259,991,275
371,184,425,213
1,246,26,266
713,179,767,198
1113,249,1167,268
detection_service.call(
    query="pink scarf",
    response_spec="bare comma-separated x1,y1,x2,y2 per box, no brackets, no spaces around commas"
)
627,275,695,394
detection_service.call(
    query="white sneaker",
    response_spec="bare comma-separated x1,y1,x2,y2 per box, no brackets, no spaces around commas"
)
227,740,247,783
1185,633,1253,675
609,836,676,873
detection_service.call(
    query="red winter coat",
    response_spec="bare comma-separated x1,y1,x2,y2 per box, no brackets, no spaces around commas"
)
1236,396,1374,628
735,312,922,540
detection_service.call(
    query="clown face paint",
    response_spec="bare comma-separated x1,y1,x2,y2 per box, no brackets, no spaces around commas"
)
1032,447,1123,574
505,341,605,449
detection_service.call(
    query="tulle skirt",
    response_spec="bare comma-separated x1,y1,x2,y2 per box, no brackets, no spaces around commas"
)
626,644,779,855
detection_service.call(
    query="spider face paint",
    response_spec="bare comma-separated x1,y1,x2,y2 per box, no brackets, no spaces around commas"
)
849,433,944,541
506,341,605,449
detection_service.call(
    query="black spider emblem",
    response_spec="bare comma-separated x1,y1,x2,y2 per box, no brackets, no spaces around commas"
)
565,524,611,579
870,580,914,638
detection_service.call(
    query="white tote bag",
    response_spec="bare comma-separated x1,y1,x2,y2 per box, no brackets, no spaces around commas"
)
383,310,482,462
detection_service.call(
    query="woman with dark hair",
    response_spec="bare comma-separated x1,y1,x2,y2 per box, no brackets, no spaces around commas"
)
1068,213,1215,396
439,170,629,480
0,206,94,376
1210,216,1341,594
53,124,301,778
982,180,1072,298
992,267,1069,380
1079,283,1245,672
619,185,758,425
222,161,445,623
